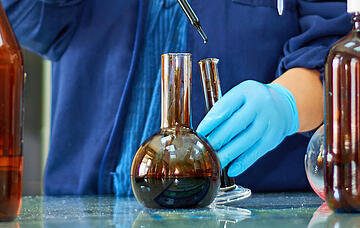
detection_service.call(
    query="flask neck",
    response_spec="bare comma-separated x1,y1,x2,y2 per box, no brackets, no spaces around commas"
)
161,53,192,129
352,12,360,31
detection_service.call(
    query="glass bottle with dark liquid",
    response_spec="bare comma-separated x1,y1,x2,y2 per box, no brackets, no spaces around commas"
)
198,58,251,204
324,0,360,213
0,1,24,222
131,53,221,209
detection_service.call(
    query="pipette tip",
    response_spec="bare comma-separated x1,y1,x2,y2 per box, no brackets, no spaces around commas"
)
198,27,208,45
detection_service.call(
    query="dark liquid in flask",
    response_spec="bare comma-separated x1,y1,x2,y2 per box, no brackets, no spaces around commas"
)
324,14,360,212
132,176,218,208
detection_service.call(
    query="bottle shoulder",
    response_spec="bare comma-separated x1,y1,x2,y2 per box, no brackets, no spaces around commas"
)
328,31,360,59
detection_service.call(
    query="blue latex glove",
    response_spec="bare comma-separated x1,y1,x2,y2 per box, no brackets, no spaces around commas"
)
197,80,299,177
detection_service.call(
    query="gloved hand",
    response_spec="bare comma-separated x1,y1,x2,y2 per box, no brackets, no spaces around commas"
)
197,80,299,177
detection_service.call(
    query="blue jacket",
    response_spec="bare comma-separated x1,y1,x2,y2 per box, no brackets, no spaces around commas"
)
4,0,351,195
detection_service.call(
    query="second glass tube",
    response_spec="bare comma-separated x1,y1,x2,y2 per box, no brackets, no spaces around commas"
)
198,58,251,204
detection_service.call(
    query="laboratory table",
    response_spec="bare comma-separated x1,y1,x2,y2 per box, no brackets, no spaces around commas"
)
2,192,360,227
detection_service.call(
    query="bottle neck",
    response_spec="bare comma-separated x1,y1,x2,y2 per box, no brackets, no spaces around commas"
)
161,53,192,129
352,12,360,31
0,1,21,52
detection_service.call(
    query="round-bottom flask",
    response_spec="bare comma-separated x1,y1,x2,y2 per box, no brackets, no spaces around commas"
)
131,127,220,208
131,53,221,209
305,125,325,200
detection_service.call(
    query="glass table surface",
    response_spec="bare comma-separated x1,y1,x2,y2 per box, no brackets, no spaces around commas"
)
1,192,359,227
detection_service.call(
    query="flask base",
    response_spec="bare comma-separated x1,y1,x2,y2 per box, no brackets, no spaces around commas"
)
214,185,251,205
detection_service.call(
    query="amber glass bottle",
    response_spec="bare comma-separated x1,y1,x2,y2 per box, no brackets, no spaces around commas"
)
0,1,24,221
324,0,360,212
131,53,220,209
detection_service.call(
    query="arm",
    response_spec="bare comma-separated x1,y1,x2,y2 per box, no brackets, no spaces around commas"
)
277,0,351,75
197,0,351,176
273,0,352,133
3,0,84,60
272,68,323,133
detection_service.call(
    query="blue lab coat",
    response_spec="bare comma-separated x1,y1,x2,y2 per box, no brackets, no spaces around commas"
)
3,0,351,195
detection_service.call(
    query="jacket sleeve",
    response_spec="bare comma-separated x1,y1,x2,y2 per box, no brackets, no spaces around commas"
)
3,0,85,61
277,0,352,76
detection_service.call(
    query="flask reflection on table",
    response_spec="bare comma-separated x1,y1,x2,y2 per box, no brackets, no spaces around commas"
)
308,202,360,228
131,206,251,228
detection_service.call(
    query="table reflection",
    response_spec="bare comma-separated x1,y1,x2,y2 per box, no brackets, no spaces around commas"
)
11,193,332,227
130,206,251,228
308,202,360,228
307,203,332,228
0,222,19,228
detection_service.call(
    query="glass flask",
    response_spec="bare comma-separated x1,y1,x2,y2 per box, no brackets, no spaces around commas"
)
324,2,360,212
131,53,221,209
305,125,325,200
198,58,251,204
0,1,24,222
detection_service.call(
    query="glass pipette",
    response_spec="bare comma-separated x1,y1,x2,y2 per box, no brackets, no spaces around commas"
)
177,0,208,44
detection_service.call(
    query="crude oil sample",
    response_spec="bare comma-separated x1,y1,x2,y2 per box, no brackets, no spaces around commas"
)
131,53,221,209
0,1,24,221
324,4,360,212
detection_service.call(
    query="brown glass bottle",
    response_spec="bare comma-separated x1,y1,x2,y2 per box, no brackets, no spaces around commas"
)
0,1,24,221
324,12,360,212
131,53,221,209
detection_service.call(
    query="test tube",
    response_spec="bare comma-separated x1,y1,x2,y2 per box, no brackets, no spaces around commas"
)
198,58,236,190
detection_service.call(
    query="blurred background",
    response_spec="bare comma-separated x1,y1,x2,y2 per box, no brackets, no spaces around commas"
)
22,49,51,195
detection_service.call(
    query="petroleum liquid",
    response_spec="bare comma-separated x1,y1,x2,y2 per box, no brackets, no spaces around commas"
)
132,176,217,208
